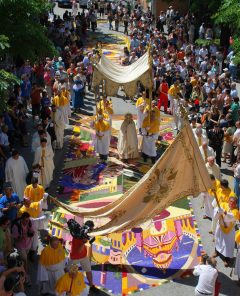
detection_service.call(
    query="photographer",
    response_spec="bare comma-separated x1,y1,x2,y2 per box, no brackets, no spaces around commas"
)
0,265,26,296
11,212,35,285
69,220,98,292
193,255,218,296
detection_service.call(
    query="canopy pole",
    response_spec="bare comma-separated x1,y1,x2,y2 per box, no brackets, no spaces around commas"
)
148,45,153,124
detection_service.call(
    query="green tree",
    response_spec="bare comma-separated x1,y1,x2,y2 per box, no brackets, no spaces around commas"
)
214,0,240,63
0,0,56,61
190,0,223,24
0,35,19,113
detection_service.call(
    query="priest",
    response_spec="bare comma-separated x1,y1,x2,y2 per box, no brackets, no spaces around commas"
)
117,113,139,161
51,104,65,149
141,110,159,164
5,150,29,200
37,236,66,295
33,138,54,189
52,86,69,125
93,115,111,163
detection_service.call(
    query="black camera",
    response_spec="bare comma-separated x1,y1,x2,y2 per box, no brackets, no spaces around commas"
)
27,231,34,238
7,249,23,269
5,249,24,293
67,219,95,244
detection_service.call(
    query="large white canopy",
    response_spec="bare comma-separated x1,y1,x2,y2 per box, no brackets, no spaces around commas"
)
92,52,152,97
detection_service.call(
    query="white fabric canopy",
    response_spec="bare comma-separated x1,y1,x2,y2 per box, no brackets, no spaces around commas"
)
92,53,152,97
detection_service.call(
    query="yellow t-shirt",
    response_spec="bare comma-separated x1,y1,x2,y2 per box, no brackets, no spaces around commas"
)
97,99,114,115
18,202,41,218
142,118,159,134
136,97,150,108
24,184,44,202
94,120,111,132
216,187,236,204
168,85,180,97
40,243,65,266
144,106,160,120
53,95,68,107
55,272,86,296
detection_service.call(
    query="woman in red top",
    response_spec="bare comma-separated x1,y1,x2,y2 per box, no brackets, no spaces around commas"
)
158,77,169,113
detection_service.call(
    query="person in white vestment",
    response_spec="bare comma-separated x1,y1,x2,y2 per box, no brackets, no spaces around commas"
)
199,142,216,163
51,104,65,149
234,230,240,286
195,127,208,147
213,196,239,267
5,150,29,200
206,156,221,180
117,113,139,161
200,174,215,220
93,115,111,163
37,236,66,295
33,138,54,189
32,129,53,153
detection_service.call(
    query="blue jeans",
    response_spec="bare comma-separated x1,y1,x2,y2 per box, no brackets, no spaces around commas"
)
234,177,240,209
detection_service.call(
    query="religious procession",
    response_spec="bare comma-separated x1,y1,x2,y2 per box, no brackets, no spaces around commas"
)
0,1,240,296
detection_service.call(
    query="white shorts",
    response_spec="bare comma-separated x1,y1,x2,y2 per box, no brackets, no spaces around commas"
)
69,256,91,272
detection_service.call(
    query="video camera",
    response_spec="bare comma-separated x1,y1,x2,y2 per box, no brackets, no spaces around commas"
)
5,249,25,293
67,219,95,244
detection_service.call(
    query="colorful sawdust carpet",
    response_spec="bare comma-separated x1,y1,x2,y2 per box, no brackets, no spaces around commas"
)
50,115,203,295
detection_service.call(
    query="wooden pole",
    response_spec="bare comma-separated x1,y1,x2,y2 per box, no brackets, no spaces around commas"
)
148,45,153,124
212,189,227,228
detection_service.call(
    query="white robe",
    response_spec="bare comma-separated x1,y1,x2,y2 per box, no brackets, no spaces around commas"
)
59,105,69,125
37,259,65,295
94,129,111,156
199,146,216,161
33,146,54,189
200,192,214,218
141,129,158,157
136,105,147,130
5,156,29,200
117,120,139,159
215,208,236,258
53,109,65,149
32,131,53,153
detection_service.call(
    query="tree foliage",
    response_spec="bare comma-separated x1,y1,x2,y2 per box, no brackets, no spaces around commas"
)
214,0,240,32
0,35,20,114
190,0,222,24
0,0,56,61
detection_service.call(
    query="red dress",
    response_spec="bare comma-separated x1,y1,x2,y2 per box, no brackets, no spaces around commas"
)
158,82,169,112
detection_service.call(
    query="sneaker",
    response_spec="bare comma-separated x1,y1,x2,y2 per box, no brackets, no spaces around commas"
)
89,285,99,293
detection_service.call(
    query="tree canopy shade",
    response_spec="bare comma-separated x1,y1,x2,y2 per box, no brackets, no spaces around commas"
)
0,35,19,113
0,0,56,61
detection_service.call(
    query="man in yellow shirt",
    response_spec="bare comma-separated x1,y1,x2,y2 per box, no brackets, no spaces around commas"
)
168,80,181,115
135,91,150,133
93,115,111,163
52,87,69,125
55,264,87,296
97,94,114,125
37,236,66,295
144,100,160,124
24,177,45,203
141,111,159,164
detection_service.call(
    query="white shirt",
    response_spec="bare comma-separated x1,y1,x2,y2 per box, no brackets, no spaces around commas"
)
193,264,218,295
233,128,240,143
234,163,240,178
